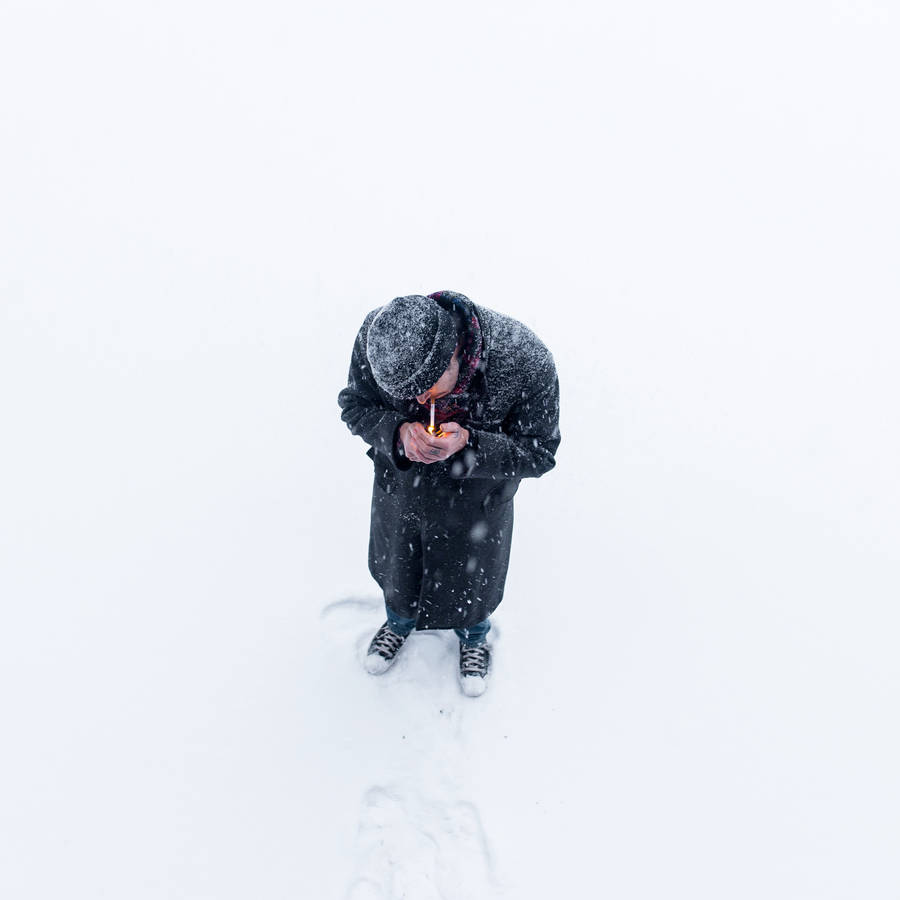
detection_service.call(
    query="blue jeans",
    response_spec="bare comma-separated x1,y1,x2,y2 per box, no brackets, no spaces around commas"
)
386,605,491,647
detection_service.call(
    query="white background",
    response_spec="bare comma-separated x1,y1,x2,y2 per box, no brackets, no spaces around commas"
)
1,1,898,897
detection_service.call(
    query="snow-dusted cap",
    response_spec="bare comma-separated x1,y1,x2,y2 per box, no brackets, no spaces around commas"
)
366,295,459,399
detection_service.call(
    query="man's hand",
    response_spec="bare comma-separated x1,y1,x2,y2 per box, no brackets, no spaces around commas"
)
436,422,469,459
399,421,469,464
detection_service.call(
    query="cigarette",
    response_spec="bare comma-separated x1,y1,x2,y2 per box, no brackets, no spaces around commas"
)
426,399,443,437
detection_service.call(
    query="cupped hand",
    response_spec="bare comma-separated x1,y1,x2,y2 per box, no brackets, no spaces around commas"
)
399,421,469,463
436,421,469,459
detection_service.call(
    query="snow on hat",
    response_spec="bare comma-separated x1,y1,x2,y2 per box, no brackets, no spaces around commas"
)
366,295,459,399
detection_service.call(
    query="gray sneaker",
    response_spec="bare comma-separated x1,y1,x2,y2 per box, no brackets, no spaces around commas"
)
458,642,491,697
365,622,409,674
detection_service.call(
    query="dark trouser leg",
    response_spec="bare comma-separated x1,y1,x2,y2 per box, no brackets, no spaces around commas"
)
385,605,417,637
455,618,491,647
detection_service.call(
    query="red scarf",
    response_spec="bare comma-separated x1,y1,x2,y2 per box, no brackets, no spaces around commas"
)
431,308,482,427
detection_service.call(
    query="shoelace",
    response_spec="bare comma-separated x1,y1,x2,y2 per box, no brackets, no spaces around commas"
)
459,644,489,676
371,626,406,657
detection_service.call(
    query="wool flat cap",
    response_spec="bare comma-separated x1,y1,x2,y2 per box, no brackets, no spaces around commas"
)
366,295,459,398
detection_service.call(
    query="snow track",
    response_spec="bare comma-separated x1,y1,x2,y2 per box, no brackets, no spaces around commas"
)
321,598,500,899
346,785,494,900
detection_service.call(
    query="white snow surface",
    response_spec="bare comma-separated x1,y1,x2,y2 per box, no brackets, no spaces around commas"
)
2,2,900,899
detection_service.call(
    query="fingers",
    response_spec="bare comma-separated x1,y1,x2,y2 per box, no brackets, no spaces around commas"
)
407,437,433,463
429,422,466,458
412,424,446,450
404,442,428,463
404,423,441,463
409,424,445,458
403,421,464,463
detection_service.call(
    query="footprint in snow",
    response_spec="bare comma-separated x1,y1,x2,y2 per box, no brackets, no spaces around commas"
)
345,784,496,900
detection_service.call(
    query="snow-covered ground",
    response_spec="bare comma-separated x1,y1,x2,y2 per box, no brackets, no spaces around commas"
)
2,2,899,898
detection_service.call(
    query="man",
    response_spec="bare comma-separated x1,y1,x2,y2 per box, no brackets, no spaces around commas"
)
337,291,560,697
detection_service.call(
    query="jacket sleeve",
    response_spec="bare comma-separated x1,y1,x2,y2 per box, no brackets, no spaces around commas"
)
337,316,412,470
449,354,561,481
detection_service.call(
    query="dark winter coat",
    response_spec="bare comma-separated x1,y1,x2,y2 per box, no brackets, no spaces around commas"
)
338,298,561,630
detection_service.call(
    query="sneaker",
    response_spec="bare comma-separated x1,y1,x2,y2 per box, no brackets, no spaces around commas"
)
458,642,491,697
365,622,409,674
